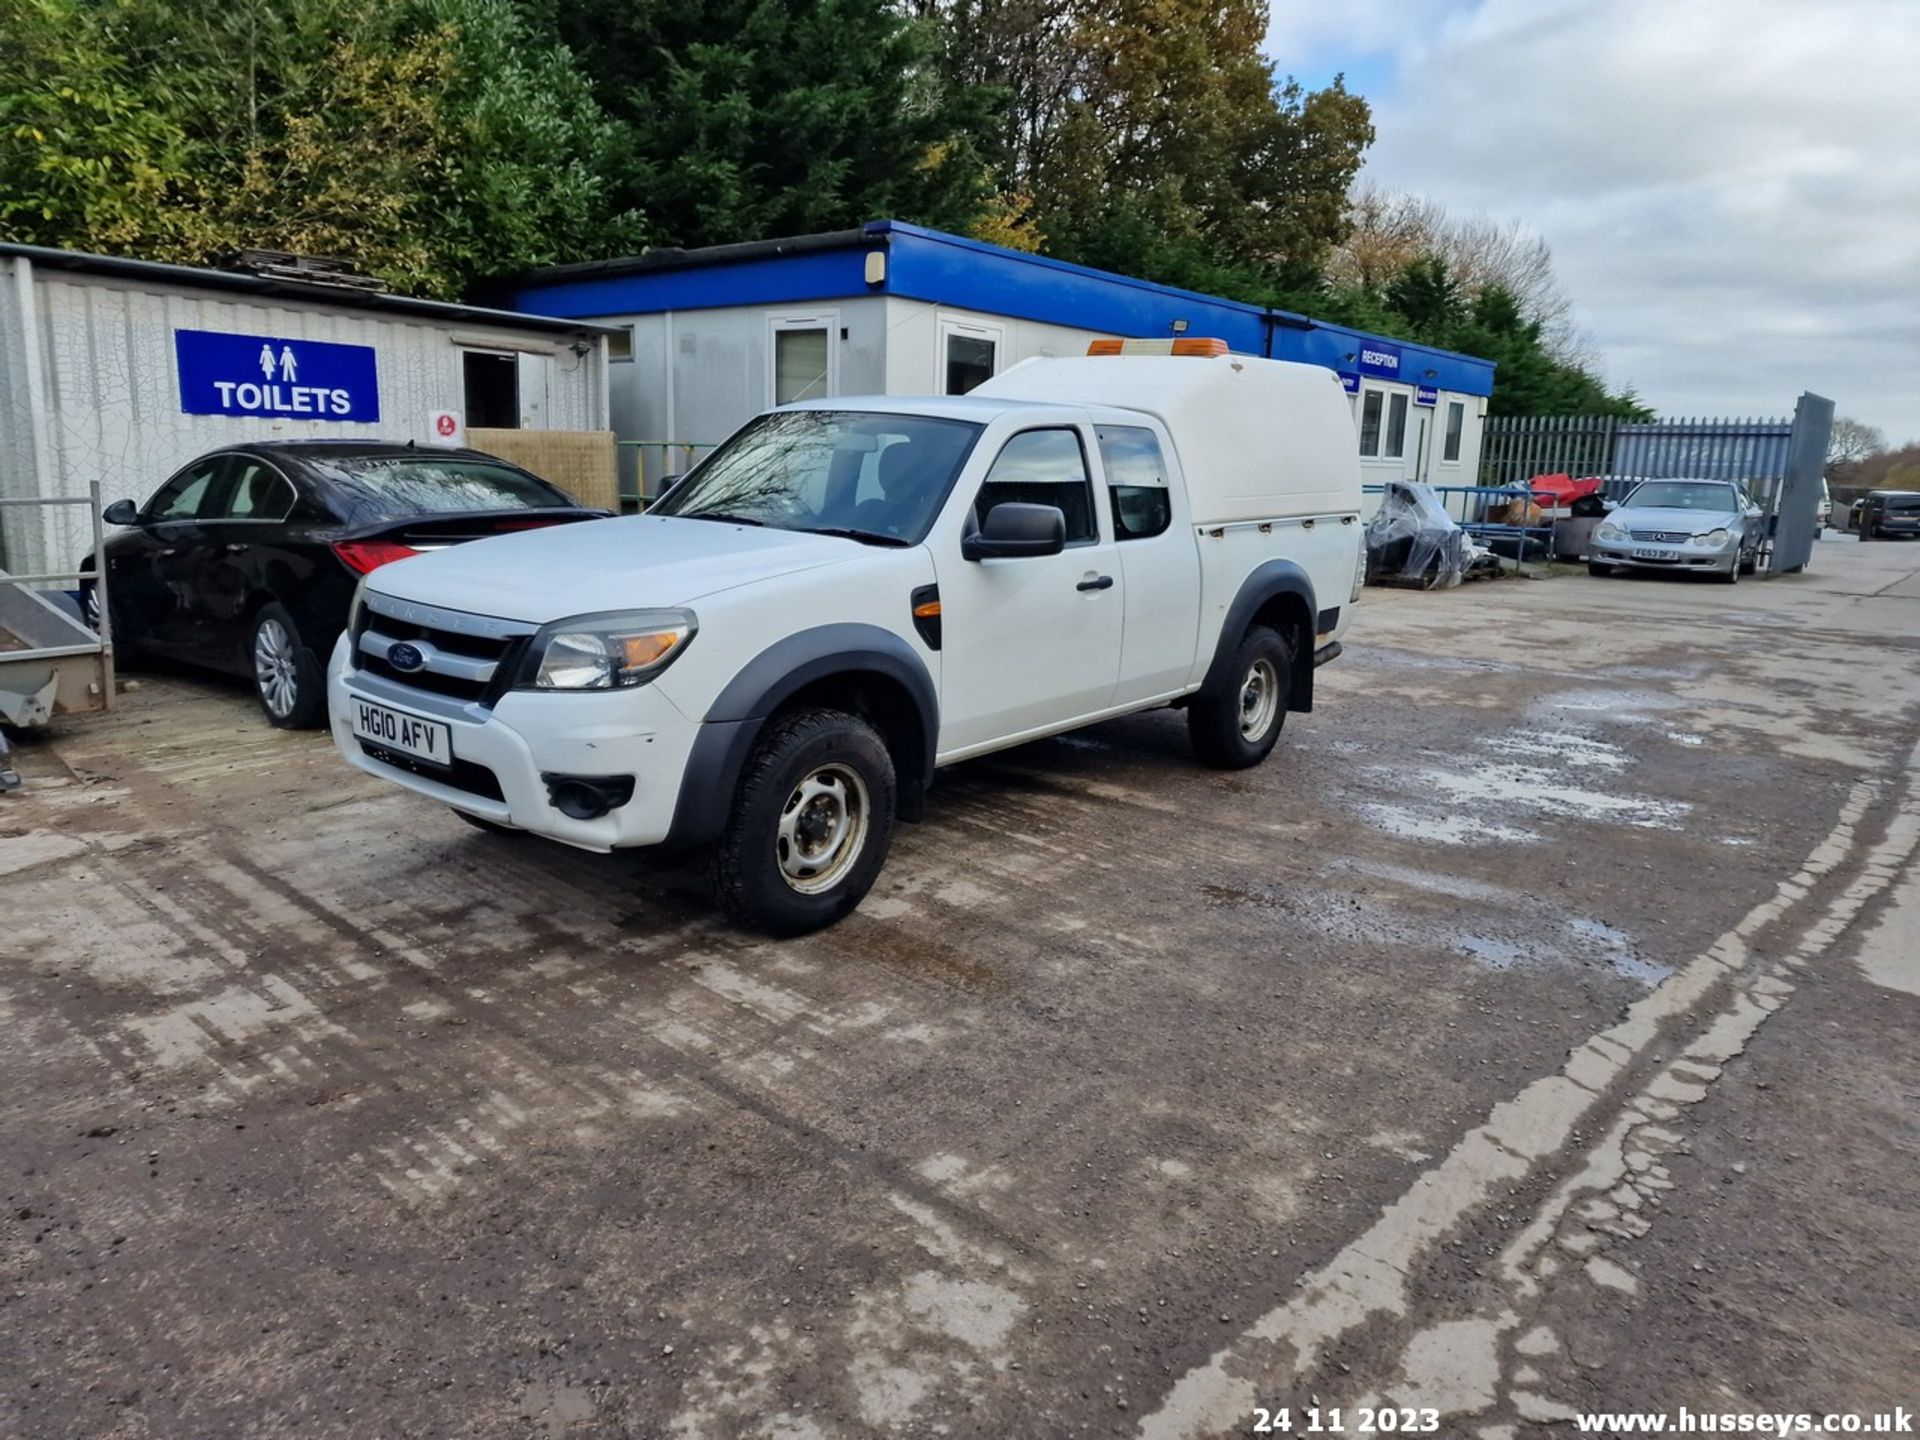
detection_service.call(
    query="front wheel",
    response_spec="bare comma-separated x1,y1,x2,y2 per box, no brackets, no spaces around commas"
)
250,603,327,729
1189,625,1291,769
710,707,896,936
1588,561,1615,578
1718,555,1741,585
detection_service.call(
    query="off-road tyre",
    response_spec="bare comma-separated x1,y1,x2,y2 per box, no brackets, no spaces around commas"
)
710,706,896,937
1188,624,1292,770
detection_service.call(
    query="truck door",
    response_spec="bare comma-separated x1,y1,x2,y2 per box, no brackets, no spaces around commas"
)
934,426,1124,755
1095,423,1200,706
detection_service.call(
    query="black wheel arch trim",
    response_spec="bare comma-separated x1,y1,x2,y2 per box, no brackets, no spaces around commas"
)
664,624,939,849
1201,560,1320,714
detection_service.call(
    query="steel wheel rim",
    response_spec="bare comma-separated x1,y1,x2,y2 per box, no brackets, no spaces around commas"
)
254,618,299,718
776,762,870,895
1239,657,1280,741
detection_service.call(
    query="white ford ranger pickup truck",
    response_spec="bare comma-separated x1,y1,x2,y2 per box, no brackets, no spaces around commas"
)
329,344,1364,934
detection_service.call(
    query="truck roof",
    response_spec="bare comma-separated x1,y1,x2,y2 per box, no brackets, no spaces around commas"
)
976,354,1363,525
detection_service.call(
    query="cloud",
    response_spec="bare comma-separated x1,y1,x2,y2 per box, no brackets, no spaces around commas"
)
1274,0,1920,440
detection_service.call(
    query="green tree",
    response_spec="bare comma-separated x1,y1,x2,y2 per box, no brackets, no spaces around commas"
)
0,0,206,254
917,0,1371,289
542,0,998,248
0,0,642,296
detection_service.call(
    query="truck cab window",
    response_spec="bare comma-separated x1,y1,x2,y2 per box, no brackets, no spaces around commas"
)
1096,425,1172,540
975,428,1096,543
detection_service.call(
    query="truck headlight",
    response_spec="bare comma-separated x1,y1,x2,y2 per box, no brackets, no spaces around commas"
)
519,609,696,690
1596,520,1626,542
1692,528,1730,547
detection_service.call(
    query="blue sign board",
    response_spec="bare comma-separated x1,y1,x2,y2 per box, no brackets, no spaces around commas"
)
1415,384,1439,407
1337,370,1361,394
1355,340,1403,381
175,329,380,422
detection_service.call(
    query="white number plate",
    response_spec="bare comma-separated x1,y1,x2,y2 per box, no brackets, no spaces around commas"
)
351,699,452,767
1630,547,1672,560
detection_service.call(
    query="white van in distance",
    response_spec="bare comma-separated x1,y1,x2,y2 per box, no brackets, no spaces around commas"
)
328,341,1365,934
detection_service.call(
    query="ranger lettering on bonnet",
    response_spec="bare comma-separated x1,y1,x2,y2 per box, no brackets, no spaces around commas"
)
328,342,1366,935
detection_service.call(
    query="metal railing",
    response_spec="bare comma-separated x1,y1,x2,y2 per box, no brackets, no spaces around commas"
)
1366,481,1557,576
0,481,115,683
615,440,718,511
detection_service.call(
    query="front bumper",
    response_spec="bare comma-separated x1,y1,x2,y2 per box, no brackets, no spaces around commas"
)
1590,537,1739,571
328,638,702,851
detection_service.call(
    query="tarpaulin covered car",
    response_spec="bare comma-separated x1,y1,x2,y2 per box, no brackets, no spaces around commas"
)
1366,481,1467,589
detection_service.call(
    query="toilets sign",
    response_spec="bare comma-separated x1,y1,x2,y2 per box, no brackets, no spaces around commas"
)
174,329,380,422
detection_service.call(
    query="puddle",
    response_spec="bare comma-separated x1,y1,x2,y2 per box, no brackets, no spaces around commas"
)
1357,803,1540,846
1456,934,1529,969
1534,688,1685,725
1412,763,1688,830
1566,917,1670,984
1482,729,1630,772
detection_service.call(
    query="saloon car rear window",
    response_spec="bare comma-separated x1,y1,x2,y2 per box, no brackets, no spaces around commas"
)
315,456,573,519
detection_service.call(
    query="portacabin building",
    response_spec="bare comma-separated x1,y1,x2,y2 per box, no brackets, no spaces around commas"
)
505,220,1497,499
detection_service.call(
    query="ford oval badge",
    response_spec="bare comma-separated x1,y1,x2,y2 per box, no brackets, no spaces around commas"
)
387,642,425,673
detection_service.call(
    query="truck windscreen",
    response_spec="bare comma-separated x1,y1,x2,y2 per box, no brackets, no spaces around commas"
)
652,410,983,545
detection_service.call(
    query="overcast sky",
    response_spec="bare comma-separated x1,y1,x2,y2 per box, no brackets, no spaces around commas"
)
1264,0,1919,443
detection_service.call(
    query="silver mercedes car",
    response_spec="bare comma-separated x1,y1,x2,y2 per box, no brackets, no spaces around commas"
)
1588,478,1764,583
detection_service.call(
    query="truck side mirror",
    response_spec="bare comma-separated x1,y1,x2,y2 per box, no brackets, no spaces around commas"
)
658,474,684,494
102,499,140,526
963,502,1066,561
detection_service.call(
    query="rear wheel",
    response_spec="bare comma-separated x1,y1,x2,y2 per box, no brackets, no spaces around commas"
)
711,707,896,936
250,603,327,729
1189,624,1291,769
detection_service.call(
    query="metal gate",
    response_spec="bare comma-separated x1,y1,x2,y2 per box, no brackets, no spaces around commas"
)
1481,395,1834,574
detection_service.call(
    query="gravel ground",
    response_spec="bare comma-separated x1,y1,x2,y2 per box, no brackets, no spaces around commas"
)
3,535,1916,1439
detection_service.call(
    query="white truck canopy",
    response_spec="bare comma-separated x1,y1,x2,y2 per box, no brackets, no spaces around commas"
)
975,354,1362,526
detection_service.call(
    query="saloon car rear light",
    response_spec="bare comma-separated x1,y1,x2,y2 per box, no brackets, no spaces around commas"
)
332,540,420,574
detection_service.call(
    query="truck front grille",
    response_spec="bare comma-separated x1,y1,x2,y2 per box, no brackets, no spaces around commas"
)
350,592,535,706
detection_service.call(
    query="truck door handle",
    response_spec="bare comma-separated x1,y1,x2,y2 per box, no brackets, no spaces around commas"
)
1077,574,1114,592
223,543,248,554
158,547,179,557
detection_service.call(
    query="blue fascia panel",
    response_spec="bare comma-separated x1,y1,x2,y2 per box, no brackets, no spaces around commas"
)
506,218,1495,397
875,221,1274,355
872,223,1496,398
508,246,877,319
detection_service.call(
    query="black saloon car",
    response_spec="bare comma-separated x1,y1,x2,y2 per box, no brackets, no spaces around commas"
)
82,442,603,728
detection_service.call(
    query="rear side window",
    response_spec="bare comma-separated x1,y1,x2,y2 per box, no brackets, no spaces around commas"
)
313,456,574,520
220,460,297,521
975,429,1097,543
1097,425,1172,541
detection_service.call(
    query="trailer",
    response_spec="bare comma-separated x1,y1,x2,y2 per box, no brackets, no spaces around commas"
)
0,485,115,791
